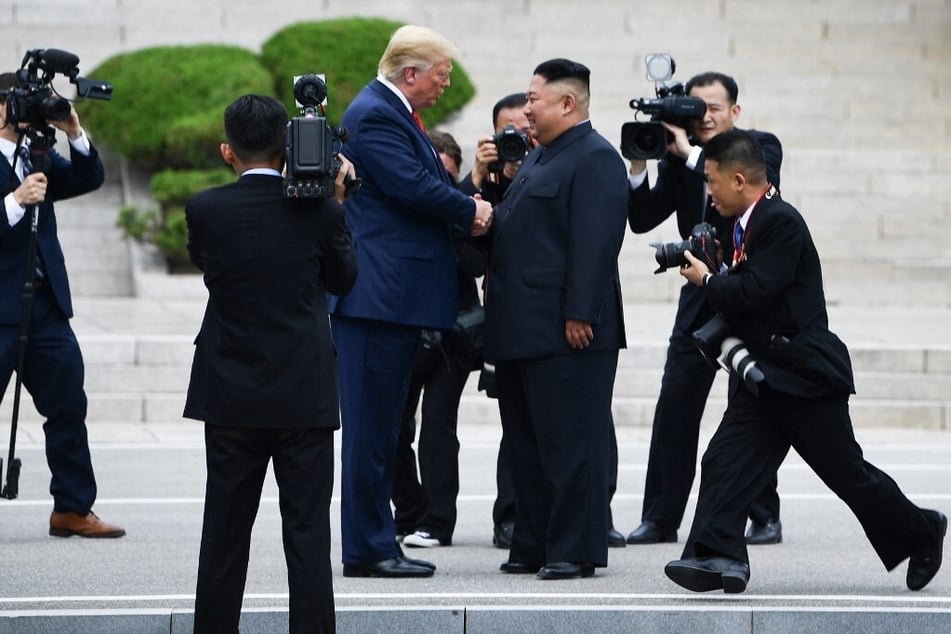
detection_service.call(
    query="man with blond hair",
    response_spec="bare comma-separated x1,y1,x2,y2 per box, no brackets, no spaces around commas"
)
329,24,493,578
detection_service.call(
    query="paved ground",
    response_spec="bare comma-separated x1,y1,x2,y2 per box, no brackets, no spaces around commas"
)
0,296,950,632
0,420,950,632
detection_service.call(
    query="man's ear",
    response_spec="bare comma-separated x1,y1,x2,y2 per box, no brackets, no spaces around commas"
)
561,92,576,115
220,142,234,165
733,170,747,191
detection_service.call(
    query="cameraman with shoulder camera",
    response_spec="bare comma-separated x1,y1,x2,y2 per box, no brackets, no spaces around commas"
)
185,94,357,632
0,71,124,538
664,128,945,594
625,71,786,547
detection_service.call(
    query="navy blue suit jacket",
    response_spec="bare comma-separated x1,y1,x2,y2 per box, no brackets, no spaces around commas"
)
329,79,476,330
0,142,104,325
483,121,629,362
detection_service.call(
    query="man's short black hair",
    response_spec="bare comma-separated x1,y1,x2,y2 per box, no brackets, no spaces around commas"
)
0,72,15,92
704,129,766,183
532,58,590,92
224,95,288,163
492,92,527,129
686,71,739,103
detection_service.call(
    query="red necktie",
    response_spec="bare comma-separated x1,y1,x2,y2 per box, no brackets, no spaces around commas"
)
412,110,425,132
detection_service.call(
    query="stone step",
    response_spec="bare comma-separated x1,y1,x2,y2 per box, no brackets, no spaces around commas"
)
2,334,946,425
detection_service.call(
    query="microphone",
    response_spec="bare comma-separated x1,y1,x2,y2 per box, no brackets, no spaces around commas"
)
38,49,80,73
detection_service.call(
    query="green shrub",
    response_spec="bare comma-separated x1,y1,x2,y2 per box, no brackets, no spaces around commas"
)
85,20,476,273
260,17,475,128
76,45,273,171
117,168,236,272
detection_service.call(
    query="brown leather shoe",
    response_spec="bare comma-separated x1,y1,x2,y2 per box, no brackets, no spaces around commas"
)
49,511,126,538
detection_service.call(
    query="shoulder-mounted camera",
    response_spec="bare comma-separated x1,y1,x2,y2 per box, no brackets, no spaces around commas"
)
620,54,706,160
283,74,360,199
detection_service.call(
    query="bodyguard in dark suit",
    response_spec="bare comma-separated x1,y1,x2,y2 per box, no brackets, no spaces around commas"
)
484,59,628,580
328,25,493,578
0,72,124,538
185,95,357,632
665,129,946,594
625,71,786,547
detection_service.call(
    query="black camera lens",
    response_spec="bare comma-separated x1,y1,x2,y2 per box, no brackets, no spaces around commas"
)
293,75,328,108
38,95,71,121
621,121,669,160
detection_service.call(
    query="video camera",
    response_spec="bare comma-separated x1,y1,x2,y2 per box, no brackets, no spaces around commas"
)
283,74,359,199
650,221,718,274
4,48,112,131
620,54,706,160
692,313,765,396
488,124,531,173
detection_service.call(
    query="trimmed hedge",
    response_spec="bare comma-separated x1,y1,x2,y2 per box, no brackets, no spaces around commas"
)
76,45,274,172
260,17,475,128
79,18,476,272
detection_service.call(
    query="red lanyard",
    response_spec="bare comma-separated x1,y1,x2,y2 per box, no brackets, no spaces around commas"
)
732,183,774,266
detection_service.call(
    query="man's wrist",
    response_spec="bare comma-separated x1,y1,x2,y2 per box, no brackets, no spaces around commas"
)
702,272,714,287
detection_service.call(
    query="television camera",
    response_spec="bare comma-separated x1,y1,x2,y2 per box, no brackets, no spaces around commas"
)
620,54,706,160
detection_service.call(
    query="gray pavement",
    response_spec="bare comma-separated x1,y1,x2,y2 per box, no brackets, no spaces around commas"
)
0,297,950,631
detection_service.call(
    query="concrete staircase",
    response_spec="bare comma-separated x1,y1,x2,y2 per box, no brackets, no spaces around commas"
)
1,0,949,432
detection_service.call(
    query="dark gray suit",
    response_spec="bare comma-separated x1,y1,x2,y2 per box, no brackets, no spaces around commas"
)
484,121,628,568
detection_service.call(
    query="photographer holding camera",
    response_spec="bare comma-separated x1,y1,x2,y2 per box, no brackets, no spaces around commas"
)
185,94,357,632
625,71,786,547
0,70,124,538
664,128,945,594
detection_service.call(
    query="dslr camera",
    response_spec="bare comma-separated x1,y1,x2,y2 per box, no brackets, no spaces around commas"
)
692,314,765,396
620,54,706,160
650,221,718,274
488,124,531,173
283,74,359,199
3,48,111,151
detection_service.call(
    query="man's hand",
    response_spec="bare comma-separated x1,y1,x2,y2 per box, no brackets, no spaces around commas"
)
566,319,593,349
662,122,693,160
333,154,357,203
49,104,83,140
680,250,711,287
13,173,48,206
470,194,493,236
470,136,496,189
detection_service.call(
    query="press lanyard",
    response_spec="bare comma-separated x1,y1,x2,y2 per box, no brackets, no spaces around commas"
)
731,183,774,267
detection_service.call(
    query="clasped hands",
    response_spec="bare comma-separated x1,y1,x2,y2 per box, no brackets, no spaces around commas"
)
470,194,494,236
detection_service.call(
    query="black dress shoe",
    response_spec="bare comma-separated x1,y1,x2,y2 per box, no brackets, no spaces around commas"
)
608,527,627,548
399,555,436,571
537,561,595,580
745,519,782,545
907,509,948,591
342,557,434,578
626,521,677,545
664,556,750,593
493,520,514,549
500,560,540,574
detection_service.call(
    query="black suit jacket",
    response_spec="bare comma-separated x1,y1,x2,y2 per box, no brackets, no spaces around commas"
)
628,128,782,332
183,173,357,427
0,142,104,324
483,121,628,362
704,189,855,398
